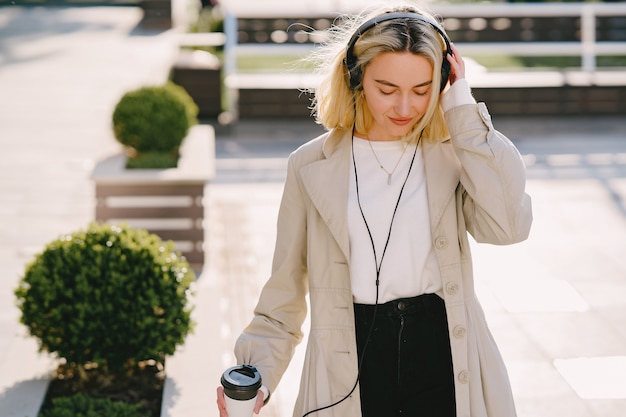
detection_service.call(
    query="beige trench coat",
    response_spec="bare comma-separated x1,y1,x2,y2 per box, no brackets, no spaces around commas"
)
234,103,533,417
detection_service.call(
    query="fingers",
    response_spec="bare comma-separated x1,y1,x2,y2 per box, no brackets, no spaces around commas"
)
218,386,264,416
446,43,466,84
253,390,265,414
216,386,228,417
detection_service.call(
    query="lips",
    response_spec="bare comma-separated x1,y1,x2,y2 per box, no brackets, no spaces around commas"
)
389,117,413,126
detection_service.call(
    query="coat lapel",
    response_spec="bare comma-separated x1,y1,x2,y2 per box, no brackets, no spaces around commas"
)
300,131,352,263
298,134,461,262
423,139,462,231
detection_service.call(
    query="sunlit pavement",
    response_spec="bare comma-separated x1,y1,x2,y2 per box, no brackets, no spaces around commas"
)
1,6,626,417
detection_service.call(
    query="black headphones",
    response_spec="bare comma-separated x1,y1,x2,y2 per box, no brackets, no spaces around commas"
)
345,11,452,92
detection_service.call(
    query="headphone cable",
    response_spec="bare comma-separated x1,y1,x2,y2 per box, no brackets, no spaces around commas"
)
301,128,421,417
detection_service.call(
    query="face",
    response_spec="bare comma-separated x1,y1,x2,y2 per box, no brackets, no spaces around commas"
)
361,52,434,141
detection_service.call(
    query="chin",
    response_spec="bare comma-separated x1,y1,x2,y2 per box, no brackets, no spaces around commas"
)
388,125,414,139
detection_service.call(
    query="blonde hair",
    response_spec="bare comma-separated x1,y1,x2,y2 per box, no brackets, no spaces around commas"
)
307,3,450,143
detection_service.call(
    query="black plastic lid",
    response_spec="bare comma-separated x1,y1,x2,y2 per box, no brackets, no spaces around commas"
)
220,365,262,401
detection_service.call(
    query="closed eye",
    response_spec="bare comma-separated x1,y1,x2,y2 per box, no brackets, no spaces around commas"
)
414,86,431,96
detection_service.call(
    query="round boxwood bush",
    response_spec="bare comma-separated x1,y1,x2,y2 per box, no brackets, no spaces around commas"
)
112,82,198,168
14,222,195,373
40,393,145,417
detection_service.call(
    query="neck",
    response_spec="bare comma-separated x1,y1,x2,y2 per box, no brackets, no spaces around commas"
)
354,130,403,142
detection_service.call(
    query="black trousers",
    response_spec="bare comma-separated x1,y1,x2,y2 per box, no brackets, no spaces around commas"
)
354,293,456,417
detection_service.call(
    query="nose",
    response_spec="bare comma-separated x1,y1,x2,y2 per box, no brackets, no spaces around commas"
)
394,93,412,116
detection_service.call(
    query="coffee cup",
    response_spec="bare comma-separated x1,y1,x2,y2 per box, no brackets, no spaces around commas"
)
221,365,262,417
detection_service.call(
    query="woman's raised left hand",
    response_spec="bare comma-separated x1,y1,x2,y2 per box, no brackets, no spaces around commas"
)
446,43,466,85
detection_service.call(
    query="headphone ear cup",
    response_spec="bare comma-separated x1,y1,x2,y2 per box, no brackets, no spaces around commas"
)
350,66,361,90
345,56,360,90
440,55,451,91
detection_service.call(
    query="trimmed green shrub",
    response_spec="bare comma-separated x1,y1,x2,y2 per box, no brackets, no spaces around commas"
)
15,222,195,373
112,82,198,168
40,393,145,417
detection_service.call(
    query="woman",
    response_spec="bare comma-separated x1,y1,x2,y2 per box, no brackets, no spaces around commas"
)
217,4,532,417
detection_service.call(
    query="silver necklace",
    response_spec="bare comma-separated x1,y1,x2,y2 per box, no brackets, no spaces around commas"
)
351,130,423,292
366,138,409,185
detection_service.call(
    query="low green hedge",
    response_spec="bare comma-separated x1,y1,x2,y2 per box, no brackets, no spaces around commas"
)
39,393,145,417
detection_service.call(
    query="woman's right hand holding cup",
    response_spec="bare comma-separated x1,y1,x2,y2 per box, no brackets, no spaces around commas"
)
217,385,264,416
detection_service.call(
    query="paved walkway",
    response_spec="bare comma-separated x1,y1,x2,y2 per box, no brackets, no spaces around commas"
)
0,6,178,416
2,5,626,417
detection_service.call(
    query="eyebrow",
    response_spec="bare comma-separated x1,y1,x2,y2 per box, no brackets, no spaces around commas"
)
374,79,433,88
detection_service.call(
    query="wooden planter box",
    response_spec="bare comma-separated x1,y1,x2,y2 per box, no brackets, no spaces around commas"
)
139,0,172,30
171,50,222,120
91,125,215,269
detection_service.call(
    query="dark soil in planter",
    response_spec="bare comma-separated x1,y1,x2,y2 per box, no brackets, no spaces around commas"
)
39,360,164,417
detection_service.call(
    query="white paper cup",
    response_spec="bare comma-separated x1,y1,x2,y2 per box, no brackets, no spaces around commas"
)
224,395,256,417
221,365,262,417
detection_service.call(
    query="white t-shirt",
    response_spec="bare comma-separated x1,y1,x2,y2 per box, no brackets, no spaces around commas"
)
348,137,442,304
348,80,475,304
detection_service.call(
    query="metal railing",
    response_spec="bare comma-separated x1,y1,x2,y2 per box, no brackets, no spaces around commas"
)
434,3,626,72
220,2,626,75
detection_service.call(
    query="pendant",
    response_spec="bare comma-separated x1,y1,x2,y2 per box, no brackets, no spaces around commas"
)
387,173,392,185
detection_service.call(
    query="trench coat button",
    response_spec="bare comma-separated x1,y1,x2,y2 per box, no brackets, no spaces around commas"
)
434,237,447,249
458,370,471,384
445,281,459,296
453,325,466,339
